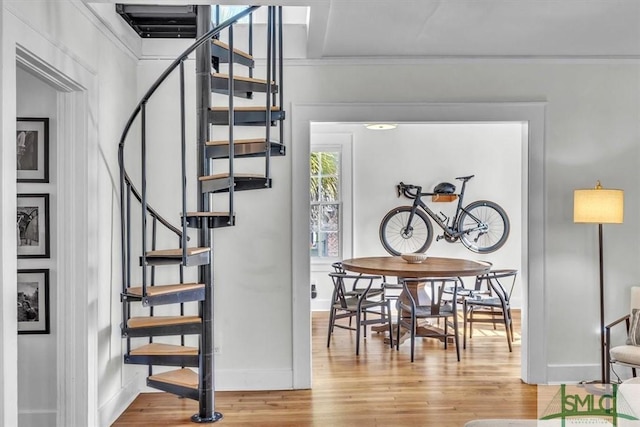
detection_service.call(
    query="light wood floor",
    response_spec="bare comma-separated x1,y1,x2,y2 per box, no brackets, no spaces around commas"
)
112,310,536,426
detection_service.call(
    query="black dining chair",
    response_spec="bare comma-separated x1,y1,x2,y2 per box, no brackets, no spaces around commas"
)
327,272,393,355
463,269,518,352
396,277,462,362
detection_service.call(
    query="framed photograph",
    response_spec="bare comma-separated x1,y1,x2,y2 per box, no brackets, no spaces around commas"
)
17,117,49,183
17,269,50,334
17,193,50,258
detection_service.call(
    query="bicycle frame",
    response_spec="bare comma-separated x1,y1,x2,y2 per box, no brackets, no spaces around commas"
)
400,179,488,239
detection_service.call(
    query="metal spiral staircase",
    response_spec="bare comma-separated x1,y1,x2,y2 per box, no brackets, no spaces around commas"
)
116,4,285,423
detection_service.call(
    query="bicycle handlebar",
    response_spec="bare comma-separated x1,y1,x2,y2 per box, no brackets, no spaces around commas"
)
397,182,421,199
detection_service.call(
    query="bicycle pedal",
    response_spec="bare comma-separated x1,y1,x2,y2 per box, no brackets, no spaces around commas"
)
436,235,445,242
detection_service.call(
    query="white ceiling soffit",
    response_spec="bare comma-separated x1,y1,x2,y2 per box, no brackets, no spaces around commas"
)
316,0,640,59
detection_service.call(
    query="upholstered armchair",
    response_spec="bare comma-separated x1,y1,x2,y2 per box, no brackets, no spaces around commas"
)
605,286,640,384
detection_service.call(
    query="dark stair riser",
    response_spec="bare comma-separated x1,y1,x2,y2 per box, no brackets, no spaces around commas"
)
183,215,235,229
140,252,210,267
211,76,278,99
201,177,271,194
122,322,202,338
124,354,199,368
206,141,285,160
209,109,285,126
147,379,199,401
122,288,205,306
211,43,254,68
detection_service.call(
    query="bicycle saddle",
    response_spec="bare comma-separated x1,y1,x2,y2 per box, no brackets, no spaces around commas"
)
433,182,456,194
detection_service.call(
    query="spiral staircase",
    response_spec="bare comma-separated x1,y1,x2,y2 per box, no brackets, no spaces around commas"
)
116,4,285,422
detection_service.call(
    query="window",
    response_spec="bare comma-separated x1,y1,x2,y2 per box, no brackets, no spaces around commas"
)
310,150,341,259
214,6,250,24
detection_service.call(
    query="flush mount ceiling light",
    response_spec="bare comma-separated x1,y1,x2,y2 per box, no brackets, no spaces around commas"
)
364,123,397,130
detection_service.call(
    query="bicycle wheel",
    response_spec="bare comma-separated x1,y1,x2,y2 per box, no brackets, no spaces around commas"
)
379,206,433,256
457,200,510,254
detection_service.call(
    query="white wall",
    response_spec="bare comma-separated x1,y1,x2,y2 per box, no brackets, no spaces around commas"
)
310,122,523,311
16,67,58,426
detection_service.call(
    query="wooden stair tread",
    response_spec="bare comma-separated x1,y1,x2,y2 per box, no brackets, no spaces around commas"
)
212,39,252,60
127,283,204,297
210,106,281,112
206,138,267,146
146,247,210,258
149,368,198,389
127,316,201,329
212,73,274,85
198,173,265,182
184,211,232,217
130,343,198,356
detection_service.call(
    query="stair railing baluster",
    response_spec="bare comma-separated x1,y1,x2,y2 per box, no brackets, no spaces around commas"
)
126,183,132,295
120,149,128,297
248,12,254,79
265,7,273,182
141,101,148,298
151,217,157,287
123,181,132,357
228,24,235,219
180,59,188,266
278,6,284,148
271,6,277,108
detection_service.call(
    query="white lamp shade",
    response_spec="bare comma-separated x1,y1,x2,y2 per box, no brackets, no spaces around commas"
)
574,185,624,224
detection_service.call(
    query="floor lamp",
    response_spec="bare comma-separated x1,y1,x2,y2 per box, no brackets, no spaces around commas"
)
574,181,624,384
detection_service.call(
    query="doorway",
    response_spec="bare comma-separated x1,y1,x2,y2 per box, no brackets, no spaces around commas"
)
291,102,546,388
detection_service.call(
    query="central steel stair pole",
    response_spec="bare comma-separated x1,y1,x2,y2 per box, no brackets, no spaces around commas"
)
193,4,221,423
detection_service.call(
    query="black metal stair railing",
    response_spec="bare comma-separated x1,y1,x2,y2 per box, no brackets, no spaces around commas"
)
118,5,260,300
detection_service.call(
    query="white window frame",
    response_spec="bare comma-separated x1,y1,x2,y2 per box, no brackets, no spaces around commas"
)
310,132,353,268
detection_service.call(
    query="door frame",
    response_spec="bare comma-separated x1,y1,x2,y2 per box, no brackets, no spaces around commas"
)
290,102,546,387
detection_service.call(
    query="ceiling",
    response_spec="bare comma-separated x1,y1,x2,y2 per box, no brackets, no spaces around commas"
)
88,0,640,59
307,0,640,59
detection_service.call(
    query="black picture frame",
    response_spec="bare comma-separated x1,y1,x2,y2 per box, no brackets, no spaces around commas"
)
17,193,50,259
17,269,50,334
17,117,49,183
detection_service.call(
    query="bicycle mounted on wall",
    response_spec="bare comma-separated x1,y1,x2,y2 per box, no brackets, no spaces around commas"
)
379,175,510,255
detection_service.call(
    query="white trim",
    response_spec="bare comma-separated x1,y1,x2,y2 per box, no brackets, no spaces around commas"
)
98,373,140,427
0,5,20,425
215,368,294,391
281,56,640,67
291,102,546,388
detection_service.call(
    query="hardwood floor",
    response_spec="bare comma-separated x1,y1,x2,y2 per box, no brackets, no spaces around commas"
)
112,310,537,426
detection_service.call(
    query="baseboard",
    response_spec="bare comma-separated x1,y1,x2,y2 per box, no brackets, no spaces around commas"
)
216,368,294,391
18,410,57,427
547,363,603,384
98,373,141,427
311,298,330,311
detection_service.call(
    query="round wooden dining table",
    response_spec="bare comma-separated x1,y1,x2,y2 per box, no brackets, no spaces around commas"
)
341,256,490,281
341,256,491,345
